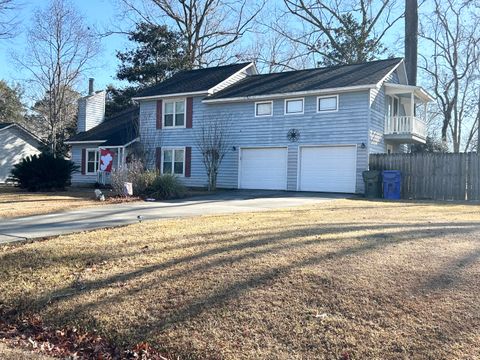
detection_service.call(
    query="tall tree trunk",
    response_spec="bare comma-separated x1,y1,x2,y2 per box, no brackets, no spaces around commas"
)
405,0,418,85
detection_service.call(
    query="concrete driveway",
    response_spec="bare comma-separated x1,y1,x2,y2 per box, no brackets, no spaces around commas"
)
0,190,348,244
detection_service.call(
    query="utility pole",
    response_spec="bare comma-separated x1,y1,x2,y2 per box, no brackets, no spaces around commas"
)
405,0,418,86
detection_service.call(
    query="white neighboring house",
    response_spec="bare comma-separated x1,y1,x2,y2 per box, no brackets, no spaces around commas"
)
0,123,43,183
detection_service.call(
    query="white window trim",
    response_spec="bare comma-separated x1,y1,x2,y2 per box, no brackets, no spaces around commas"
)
163,98,187,128
85,148,99,175
317,94,339,113
161,147,186,177
254,101,273,117
284,98,304,115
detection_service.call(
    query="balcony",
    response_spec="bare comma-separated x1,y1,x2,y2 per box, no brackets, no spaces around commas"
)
384,116,427,143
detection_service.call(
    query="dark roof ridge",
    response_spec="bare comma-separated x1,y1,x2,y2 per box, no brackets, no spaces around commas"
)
248,57,403,77
179,62,252,73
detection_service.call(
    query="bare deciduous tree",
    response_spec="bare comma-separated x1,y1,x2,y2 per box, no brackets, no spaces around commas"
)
0,0,18,39
275,0,404,67
195,114,232,191
117,0,265,67
15,0,100,155
419,0,480,152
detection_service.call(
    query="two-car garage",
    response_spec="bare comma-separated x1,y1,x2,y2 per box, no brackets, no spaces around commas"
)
238,145,357,193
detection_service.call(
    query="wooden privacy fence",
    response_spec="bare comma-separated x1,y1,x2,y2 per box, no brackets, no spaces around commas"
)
369,153,480,201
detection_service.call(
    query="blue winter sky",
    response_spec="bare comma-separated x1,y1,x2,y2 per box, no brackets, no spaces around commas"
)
0,0,413,98
0,0,128,95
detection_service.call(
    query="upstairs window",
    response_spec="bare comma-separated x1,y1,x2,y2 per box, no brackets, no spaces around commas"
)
164,100,185,127
318,95,338,112
255,101,273,117
285,98,304,115
162,148,185,176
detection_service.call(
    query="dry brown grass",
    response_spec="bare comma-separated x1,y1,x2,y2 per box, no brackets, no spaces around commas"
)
0,342,54,359
1,199,479,359
0,186,119,218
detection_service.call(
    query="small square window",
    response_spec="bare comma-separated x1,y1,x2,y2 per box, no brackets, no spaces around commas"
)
285,99,304,114
318,96,338,112
255,102,272,116
164,100,185,127
162,148,185,176
86,149,99,174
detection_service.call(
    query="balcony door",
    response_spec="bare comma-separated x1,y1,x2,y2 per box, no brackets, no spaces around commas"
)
387,95,400,117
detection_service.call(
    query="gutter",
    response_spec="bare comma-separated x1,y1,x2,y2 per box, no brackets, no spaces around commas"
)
132,91,209,101
64,140,107,145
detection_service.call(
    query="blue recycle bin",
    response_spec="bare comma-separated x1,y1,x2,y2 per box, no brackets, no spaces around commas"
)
382,170,401,199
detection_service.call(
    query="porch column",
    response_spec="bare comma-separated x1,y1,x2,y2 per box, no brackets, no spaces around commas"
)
410,92,415,132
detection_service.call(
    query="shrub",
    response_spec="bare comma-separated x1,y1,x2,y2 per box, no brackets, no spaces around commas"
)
145,174,186,200
110,160,147,196
135,170,158,195
9,153,78,191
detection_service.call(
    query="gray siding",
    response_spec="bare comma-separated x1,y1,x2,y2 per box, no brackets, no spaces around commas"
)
77,91,106,133
368,69,403,155
0,126,41,183
71,143,103,185
369,87,387,154
140,91,370,193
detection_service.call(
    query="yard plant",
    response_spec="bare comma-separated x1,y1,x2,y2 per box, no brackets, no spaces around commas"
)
110,161,185,200
9,153,77,191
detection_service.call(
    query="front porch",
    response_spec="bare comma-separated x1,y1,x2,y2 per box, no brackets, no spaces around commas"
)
383,83,434,145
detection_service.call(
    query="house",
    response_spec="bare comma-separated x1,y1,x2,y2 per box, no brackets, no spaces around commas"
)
0,123,43,183
67,58,433,193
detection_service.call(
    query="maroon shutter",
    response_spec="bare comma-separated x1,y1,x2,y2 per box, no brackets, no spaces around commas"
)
156,100,163,129
155,147,162,171
186,97,193,128
185,147,191,177
81,148,86,175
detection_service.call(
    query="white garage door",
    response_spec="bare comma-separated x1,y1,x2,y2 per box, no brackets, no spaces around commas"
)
299,146,357,193
239,147,287,190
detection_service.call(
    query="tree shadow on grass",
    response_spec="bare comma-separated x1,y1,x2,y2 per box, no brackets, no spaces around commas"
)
16,221,478,346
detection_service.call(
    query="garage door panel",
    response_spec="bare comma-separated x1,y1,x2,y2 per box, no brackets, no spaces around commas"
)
240,148,287,190
299,146,356,193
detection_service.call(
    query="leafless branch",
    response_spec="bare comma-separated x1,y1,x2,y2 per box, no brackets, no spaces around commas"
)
116,0,265,67
418,0,480,152
13,0,101,155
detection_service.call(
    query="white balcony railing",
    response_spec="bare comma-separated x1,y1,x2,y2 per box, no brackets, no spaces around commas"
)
385,116,426,138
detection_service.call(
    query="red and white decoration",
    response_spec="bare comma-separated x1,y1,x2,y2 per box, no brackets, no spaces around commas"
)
99,149,114,172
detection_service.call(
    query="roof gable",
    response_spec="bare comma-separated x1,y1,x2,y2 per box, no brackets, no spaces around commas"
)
133,62,254,99
206,58,403,101
66,107,139,146
0,122,44,144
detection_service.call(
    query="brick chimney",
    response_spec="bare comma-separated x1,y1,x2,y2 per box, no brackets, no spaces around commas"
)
77,78,105,133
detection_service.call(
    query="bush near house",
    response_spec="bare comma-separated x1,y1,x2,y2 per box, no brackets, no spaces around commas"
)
110,161,185,200
9,153,78,191
144,173,186,200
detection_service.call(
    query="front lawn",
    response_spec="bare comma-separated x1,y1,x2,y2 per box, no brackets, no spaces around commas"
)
0,185,123,218
1,199,479,358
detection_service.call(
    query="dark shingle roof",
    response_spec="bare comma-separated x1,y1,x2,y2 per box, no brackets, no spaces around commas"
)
67,107,139,146
134,62,252,98
0,123,13,129
207,58,403,100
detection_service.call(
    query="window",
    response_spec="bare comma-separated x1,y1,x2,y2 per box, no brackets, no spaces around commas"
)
86,149,99,174
162,148,185,176
164,99,185,127
255,101,272,117
317,95,338,112
285,98,304,115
